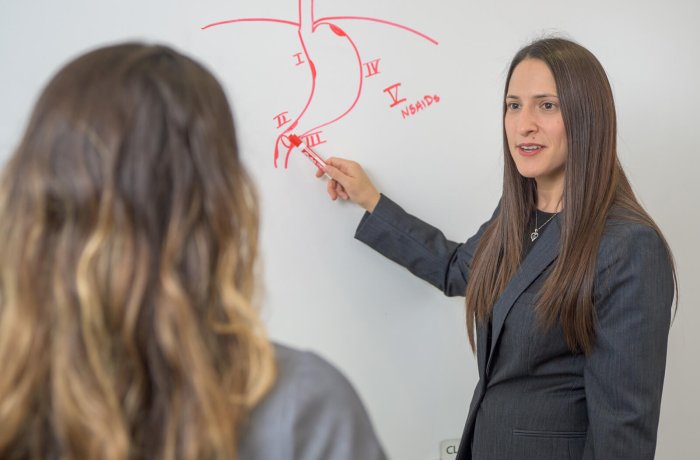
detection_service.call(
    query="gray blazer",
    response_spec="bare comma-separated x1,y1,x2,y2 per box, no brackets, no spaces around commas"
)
238,343,387,460
355,195,674,460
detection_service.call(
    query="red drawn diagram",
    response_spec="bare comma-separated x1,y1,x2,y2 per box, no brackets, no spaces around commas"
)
202,0,440,168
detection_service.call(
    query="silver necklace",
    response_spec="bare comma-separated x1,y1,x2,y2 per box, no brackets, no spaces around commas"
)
530,210,558,242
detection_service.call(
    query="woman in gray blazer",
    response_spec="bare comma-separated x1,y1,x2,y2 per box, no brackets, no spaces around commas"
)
318,38,677,459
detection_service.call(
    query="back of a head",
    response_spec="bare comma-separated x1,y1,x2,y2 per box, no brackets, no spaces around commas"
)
0,43,274,459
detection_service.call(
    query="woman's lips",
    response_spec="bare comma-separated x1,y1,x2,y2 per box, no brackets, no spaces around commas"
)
517,143,544,156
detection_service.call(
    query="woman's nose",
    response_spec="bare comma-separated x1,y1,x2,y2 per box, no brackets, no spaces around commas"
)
518,109,538,136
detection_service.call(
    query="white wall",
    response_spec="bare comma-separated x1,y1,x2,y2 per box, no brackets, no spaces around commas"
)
1,1,698,459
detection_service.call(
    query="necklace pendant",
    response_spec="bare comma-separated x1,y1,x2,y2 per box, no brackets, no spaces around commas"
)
530,230,539,242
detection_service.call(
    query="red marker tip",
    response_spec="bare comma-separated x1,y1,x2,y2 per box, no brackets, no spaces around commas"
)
288,134,301,147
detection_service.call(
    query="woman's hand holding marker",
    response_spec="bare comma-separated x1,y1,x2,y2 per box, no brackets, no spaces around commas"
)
316,157,381,212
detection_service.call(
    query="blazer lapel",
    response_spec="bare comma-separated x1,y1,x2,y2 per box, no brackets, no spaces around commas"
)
485,217,562,374
476,320,487,379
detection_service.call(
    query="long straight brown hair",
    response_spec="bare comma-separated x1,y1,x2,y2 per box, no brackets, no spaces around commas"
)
465,38,677,354
0,43,275,459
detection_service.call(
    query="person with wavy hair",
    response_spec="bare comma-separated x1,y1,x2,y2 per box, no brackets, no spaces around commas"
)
318,37,677,459
0,43,386,460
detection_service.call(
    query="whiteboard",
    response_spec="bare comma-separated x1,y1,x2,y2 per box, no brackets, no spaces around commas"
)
2,1,699,459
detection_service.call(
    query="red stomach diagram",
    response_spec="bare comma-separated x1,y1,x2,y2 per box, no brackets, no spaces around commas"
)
202,0,438,168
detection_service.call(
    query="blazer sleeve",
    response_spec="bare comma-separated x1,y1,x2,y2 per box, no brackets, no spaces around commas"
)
354,194,499,297
583,223,674,459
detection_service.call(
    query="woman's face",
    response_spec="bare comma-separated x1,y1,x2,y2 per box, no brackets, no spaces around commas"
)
505,58,567,190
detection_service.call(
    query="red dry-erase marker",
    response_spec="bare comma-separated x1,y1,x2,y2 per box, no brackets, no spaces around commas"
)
288,134,328,173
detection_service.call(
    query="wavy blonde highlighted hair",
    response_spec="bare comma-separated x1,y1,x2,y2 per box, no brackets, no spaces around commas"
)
0,43,275,459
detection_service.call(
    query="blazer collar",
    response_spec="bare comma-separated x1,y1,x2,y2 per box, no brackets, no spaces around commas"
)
483,216,562,375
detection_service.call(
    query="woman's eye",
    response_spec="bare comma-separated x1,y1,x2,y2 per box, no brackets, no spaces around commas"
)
542,102,556,110
507,102,520,110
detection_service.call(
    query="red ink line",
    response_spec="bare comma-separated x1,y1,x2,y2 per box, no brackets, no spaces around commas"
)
201,17,298,30
280,24,318,168
274,21,318,168
329,24,346,36
383,82,406,107
297,21,363,142
279,20,364,167
364,59,381,77
298,0,314,33
204,2,438,169
276,1,317,167
314,16,438,45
